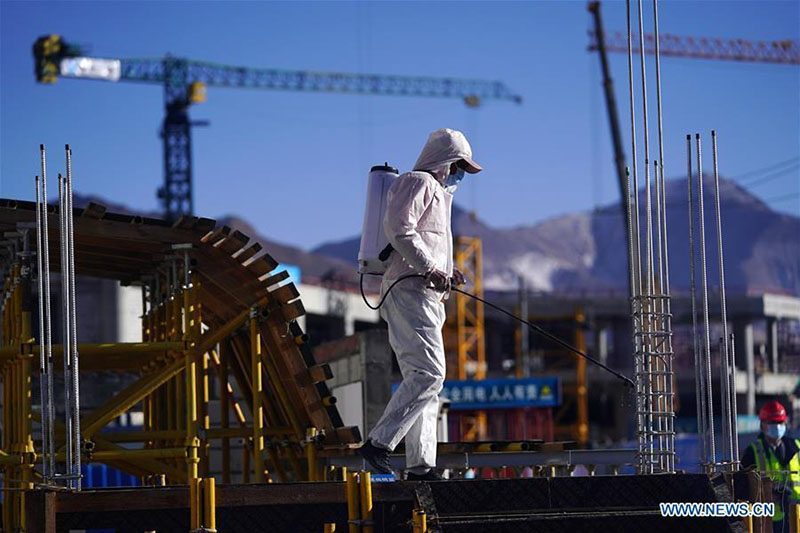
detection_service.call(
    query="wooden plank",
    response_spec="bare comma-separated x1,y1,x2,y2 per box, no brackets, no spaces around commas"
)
195,217,217,234
81,202,106,220
72,213,205,246
50,480,413,514
74,242,162,263
215,230,249,256
245,253,279,278
195,253,270,308
332,426,362,444
45,351,159,373
307,364,333,383
271,283,300,305
70,232,167,255
215,482,347,507
100,211,136,224
172,215,199,229
200,225,231,245
55,486,189,513
257,324,315,429
197,282,241,323
259,320,336,438
280,300,306,322
24,490,56,533
263,270,290,289
235,242,261,263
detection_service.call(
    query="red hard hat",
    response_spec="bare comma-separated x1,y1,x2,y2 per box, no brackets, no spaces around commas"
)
759,400,787,423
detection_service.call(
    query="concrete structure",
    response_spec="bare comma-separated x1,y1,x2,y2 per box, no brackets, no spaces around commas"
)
295,283,382,346
313,330,393,439
313,330,451,447
487,291,800,441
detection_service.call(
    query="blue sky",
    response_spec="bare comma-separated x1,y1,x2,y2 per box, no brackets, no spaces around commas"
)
1,0,798,250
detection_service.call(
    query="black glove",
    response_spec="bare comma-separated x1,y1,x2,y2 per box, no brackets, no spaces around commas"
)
450,267,467,286
427,269,450,291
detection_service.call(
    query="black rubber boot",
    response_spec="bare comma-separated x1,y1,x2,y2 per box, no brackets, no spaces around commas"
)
406,470,444,481
357,440,393,475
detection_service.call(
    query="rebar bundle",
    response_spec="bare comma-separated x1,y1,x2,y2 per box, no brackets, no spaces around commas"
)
36,144,82,489
686,132,739,473
624,0,675,474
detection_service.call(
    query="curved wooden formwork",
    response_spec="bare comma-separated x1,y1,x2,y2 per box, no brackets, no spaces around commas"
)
0,197,360,529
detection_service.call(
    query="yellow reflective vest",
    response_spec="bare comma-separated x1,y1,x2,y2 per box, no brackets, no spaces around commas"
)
750,437,800,522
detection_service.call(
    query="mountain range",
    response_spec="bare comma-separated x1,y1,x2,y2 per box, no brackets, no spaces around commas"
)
313,176,799,296
70,175,799,296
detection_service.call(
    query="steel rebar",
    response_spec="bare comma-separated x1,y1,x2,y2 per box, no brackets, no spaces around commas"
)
625,168,637,298
711,132,734,470
58,172,73,485
637,0,654,298
696,133,716,469
66,145,81,489
718,334,730,464
652,0,672,472
653,159,666,471
625,0,642,295
659,161,675,472
34,175,50,481
626,0,646,473
729,332,739,466
637,0,658,473
687,135,707,467
39,145,56,480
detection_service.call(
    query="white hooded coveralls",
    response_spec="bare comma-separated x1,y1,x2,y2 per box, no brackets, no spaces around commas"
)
368,129,474,473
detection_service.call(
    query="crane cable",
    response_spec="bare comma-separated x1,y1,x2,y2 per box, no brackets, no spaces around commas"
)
360,273,635,388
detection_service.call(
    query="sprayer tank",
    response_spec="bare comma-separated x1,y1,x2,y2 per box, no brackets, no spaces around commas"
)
358,163,399,274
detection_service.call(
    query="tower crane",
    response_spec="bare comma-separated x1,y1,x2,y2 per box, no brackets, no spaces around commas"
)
586,0,799,296
33,35,522,221
587,1,799,213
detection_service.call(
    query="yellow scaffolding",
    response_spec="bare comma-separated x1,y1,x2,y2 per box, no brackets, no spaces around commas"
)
532,309,589,445
445,236,487,441
0,201,360,531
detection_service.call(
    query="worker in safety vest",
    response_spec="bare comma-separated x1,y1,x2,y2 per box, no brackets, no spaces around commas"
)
740,400,800,532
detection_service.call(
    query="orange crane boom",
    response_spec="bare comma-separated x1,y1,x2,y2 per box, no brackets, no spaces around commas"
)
589,30,800,65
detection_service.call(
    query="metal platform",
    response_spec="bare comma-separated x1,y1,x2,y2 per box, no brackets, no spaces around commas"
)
326,446,637,475
24,472,756,532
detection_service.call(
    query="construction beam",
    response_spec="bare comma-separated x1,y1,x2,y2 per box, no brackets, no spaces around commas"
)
195,296,269,356
0,341,186,372
82,357,186,437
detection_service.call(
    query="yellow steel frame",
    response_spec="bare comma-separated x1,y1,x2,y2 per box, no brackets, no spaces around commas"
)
574,309,588,445
1,263,36,532
454,236,486,381
344,470,373,533
450,236,487,441
537,309,589,445
0,242,324,531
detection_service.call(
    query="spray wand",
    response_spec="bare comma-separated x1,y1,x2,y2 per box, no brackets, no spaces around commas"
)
360,273,635,388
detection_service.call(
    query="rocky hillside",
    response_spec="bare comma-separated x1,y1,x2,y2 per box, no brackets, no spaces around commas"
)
313,176,799,296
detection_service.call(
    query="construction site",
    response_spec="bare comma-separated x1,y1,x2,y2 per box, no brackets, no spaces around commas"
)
1,1,799,532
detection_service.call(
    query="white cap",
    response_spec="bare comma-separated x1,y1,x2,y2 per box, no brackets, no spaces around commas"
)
413,128,483,174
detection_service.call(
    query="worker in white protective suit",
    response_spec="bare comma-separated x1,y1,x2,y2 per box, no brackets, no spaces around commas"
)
357,128,482,481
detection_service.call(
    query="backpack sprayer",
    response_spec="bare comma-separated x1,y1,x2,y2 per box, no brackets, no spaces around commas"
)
356,163,634,388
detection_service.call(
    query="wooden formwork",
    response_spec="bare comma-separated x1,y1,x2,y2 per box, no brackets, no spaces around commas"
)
0,198,360,531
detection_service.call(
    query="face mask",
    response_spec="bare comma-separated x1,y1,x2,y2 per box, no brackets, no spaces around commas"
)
444,168,465,193
765,423,786,440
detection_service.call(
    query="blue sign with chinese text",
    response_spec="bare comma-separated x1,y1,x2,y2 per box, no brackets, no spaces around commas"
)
440,377,561,410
